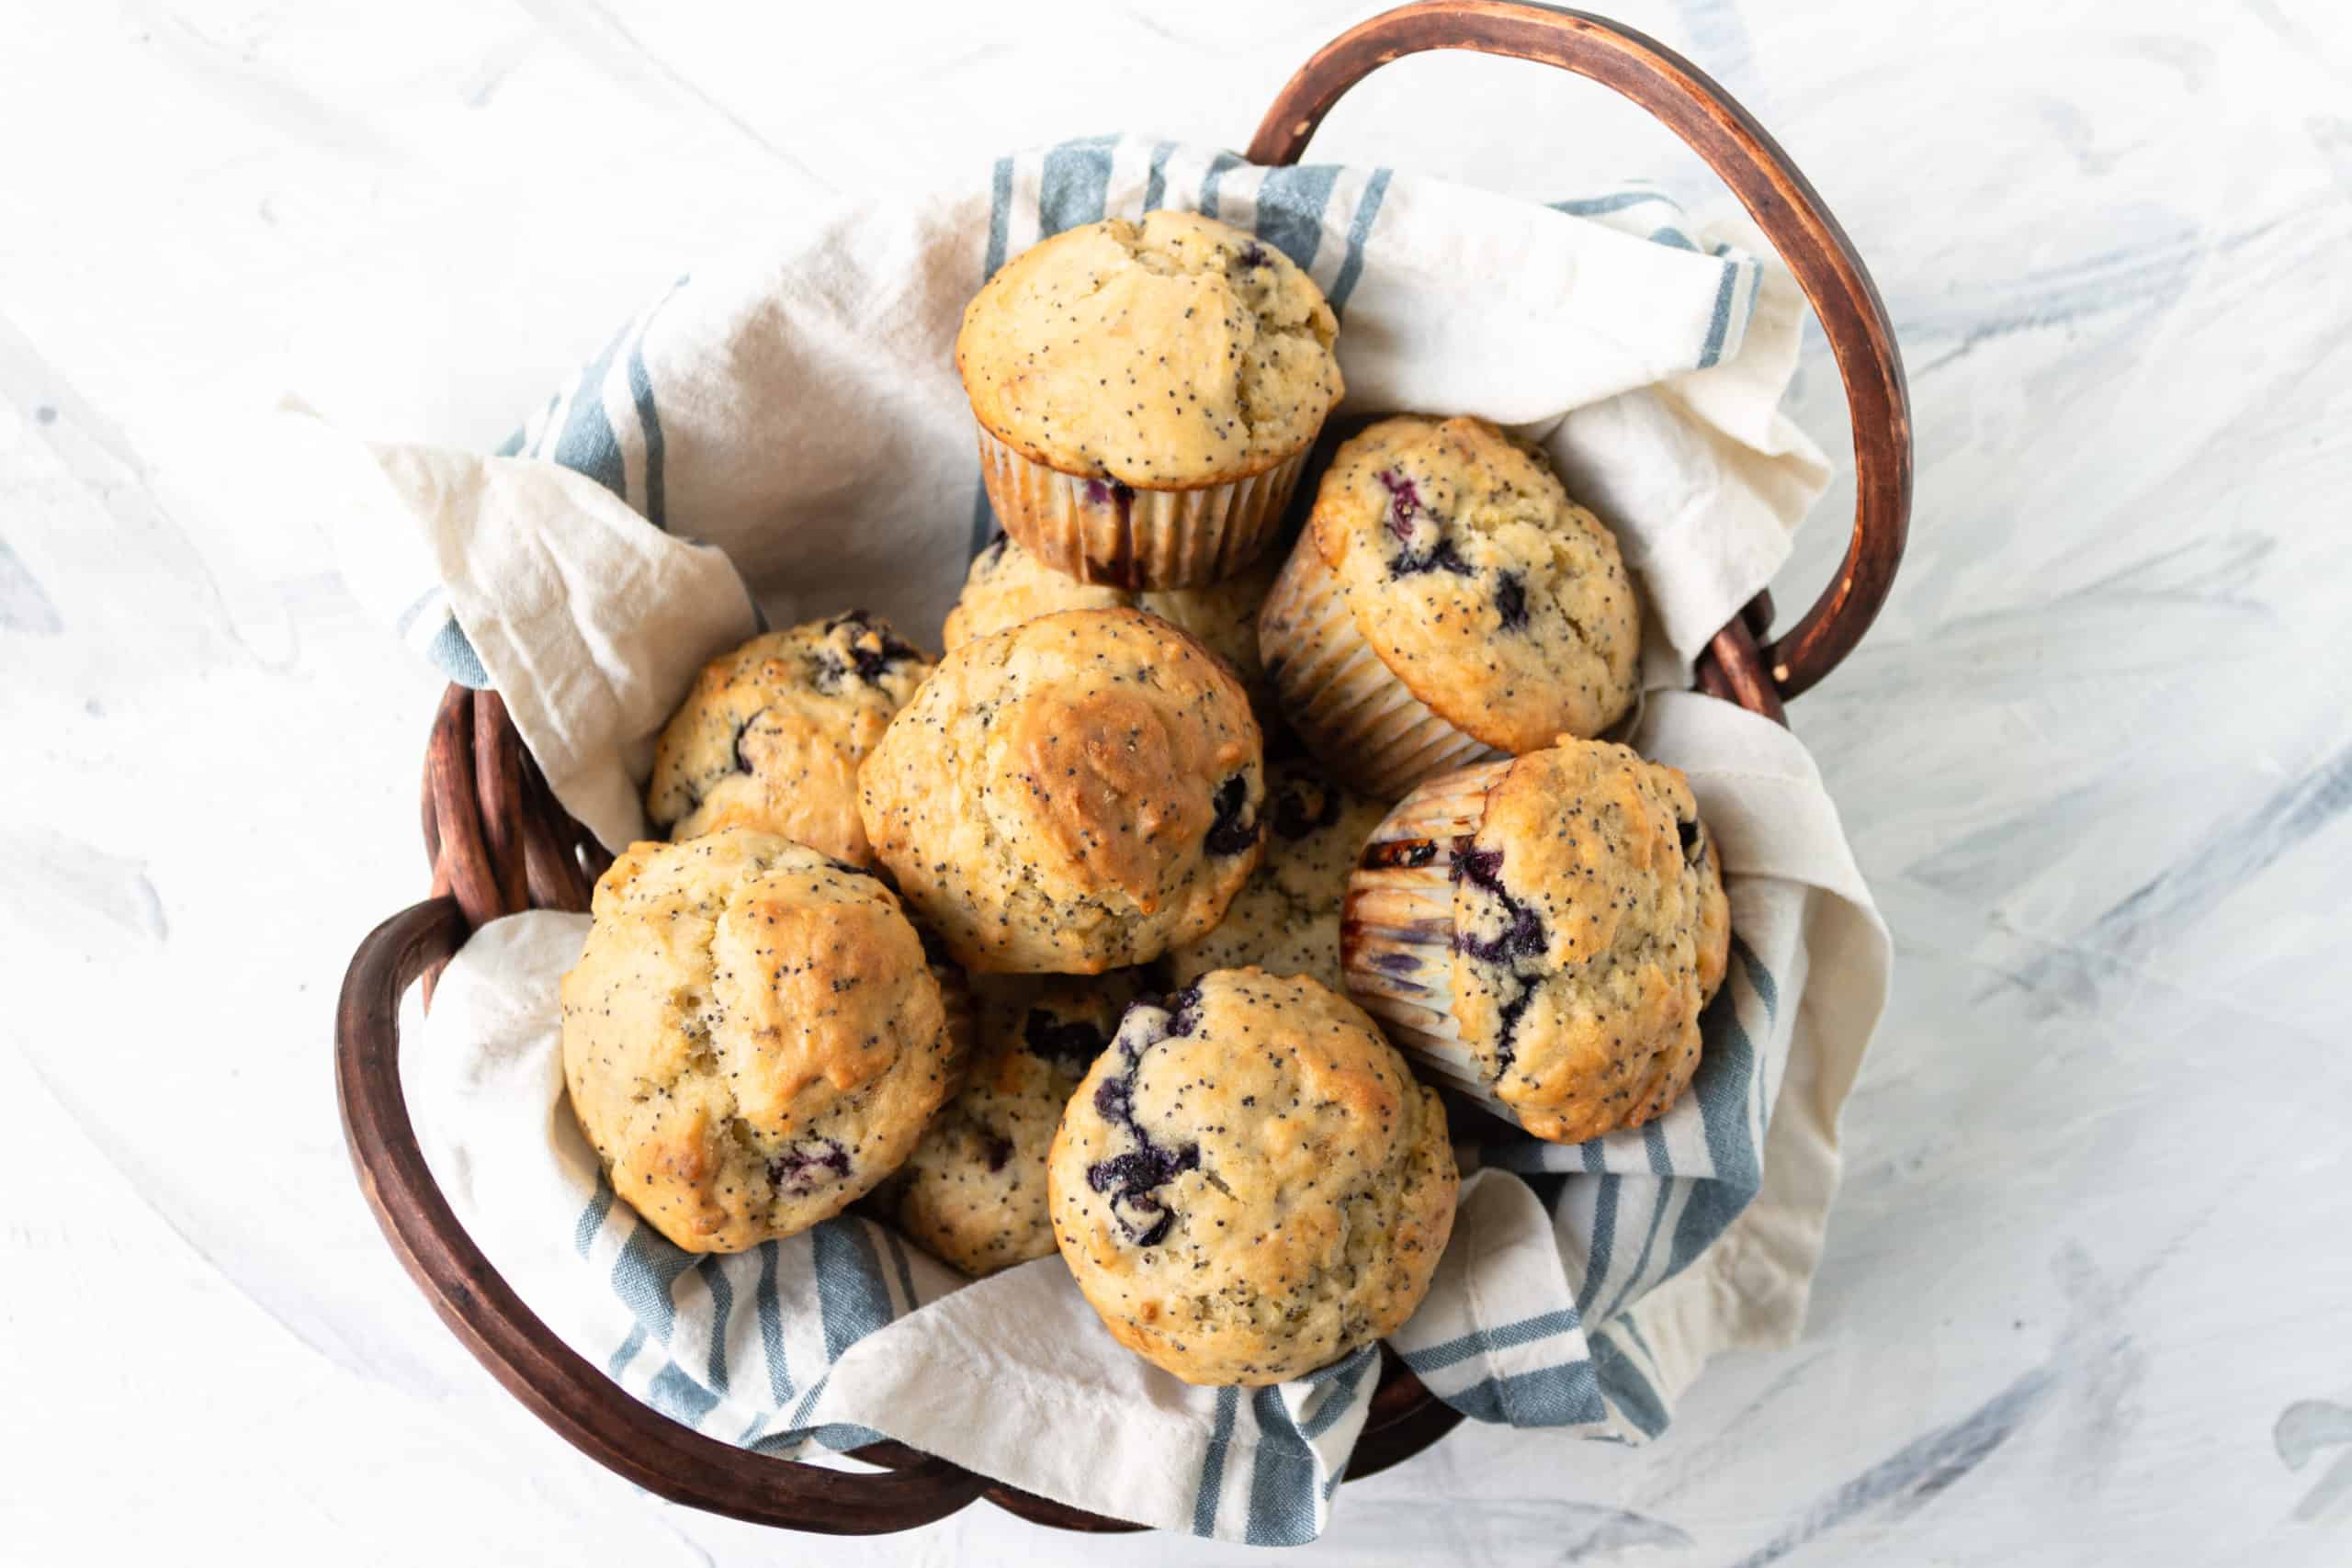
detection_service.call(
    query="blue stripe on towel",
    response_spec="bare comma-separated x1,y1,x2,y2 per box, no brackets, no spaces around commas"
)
1193,1385,1239,1537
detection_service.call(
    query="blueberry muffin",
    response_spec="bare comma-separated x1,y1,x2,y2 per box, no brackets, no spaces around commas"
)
1047,969,1457,1385
956,211,1342,588
1162,754,1386,993
560,829,962,1253
944,533,1276,714
1260,416,1641,797
858,607,1265,974
1340,739,1729,1144
884,970,1143,1277
646,612,932,863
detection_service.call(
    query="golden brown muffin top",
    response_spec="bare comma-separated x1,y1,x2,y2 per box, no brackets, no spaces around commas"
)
1047,968,1456,1385
559,830,959,1253
956,211,1342,489
943,533,1275,713
859,607,1265,973
1303,415,1641,751
646,614,933,863
1450,739,1730,1143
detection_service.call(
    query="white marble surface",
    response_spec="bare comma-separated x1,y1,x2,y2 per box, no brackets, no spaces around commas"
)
4,1,2349,1562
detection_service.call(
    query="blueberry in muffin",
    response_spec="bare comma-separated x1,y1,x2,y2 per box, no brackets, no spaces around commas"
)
1259,415,1642,797
956,211,1342,588
646,613,932,863
1340,738,1729,1143
883,969,1144,1277
1047,968,1457,1385
560,829,963,1252
858,606,1265,974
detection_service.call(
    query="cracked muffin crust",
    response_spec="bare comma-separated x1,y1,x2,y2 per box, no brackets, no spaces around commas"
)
1260,415,1642,795
1162,753,1387,992
646,613,933,863
560,829,962,1253
1340,739,1730,1144
943,533,1276,715
858,607,1265,974
884,969,1144,1278
1047,968,1457,1386
956,211,1343,586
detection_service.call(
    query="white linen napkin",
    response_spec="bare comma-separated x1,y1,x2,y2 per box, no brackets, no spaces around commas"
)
322,135,1883,1544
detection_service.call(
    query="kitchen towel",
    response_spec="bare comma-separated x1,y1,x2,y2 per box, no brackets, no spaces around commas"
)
312,134,1886,1543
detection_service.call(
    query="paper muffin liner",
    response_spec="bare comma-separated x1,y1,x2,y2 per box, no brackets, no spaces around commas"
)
1260,543,1507,799
974,421,1302,590
1338,759,1521,1120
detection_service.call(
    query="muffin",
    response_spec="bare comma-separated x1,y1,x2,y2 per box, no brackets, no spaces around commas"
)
1047,969,1457,1385
944,532,1276,714
1260,415,1641,797
859,607,1265,974
560,829,963,1253
1340,739,1729,1144
1161,753,1386,993
956,211,1342,588
646,612,932,863
884,970,1143,1277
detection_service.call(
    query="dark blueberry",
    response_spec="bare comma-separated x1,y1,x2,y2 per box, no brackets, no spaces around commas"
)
1270,781,1342,841
1080,987,1209,1246
1376,468,1422,540
1358,839,1440,872
1159,983,1205,1039
1375,469,1476,576
767,1139,852,1192
1449,845,1508,892
1093,1072,1133,1122
1023,1008,1109,1070
1678,818,1702,856
820,610,923,683
1237,242,1269,269
1083,478,1136,519
1493,570,1530,631
1455,905,1547,964
983,1134,1014,1173
1204,774,1260,856
731,716,760,774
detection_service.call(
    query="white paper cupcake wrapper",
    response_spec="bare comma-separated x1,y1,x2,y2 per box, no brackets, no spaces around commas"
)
1261,543,1506,798
1339,759,1523,1120
973,422,1301,590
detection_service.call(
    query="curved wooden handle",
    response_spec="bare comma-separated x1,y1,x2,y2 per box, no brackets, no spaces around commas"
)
1249,0,1911,701
335,897,994,1533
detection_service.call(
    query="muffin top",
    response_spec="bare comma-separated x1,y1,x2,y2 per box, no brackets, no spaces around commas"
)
1163,754,1387,992
1299,415,1641,751
858,607,1265,973
956,211,1343,489
943,533,1275,712
886,970,1143,1278
1449,739,1730,1143
559,830,960,1253
647,613,933,863
1047,969,1457,1385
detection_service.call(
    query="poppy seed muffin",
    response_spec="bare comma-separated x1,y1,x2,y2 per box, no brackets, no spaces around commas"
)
1047,969,1457,1386
858,607,1265,974
1260,415,1642,797
1162,754,1386,993
1340,739,1729,1144
884,970,1143,1277
647,613,932,863
956,211,1343,588
560,829,962,1253
943,533,1276,715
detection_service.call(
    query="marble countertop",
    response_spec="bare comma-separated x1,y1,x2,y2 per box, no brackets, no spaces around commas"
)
5,1,2348,1562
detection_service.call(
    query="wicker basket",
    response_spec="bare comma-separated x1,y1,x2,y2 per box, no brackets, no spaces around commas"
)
334,0,1911,1537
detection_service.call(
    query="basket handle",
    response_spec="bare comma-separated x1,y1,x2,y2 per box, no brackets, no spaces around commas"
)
1248,0,1911,702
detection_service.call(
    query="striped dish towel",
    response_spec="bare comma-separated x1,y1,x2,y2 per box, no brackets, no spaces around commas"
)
320,136,1884,1543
